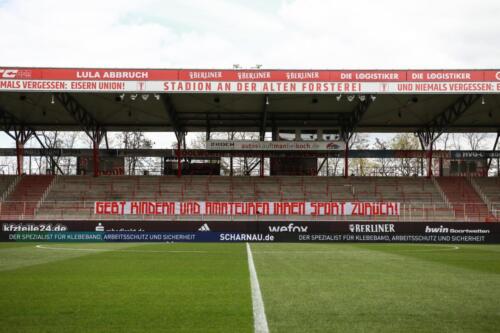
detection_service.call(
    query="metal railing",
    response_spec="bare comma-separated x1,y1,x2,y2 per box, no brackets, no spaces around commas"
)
0,201,497,222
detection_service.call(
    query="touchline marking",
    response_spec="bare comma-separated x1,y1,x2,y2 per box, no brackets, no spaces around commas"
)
246,243,270,333
36,245,104,252
35,245,206,253
253,246,460,254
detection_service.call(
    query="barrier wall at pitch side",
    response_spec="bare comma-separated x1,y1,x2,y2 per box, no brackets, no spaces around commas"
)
1,221,499,243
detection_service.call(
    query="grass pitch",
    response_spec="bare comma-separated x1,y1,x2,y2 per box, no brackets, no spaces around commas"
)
1,242,499,332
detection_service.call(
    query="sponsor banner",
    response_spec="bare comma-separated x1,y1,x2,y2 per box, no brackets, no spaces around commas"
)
450,151,500,159
1,68,500,93
0,148,464,159
1,68,497,82
93,201,400,216
406,70,485,82
3,148,500,160
1,80,500,94
1,221,499,243
206,140,345,151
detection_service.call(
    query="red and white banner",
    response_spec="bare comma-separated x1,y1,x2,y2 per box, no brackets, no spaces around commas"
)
206,140,346,151
0,68,499,93
94,201,400,216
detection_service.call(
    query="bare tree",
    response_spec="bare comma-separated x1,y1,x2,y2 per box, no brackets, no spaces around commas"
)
373,137,391,176
464,133,489,150
348,133,370,176
35,131,84,174
390,133,420,176
435,132,452,150
116,132,154,175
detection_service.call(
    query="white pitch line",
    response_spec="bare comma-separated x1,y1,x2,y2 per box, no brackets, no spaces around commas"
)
252,245,460,254
36,245,105,252
246,243,269,333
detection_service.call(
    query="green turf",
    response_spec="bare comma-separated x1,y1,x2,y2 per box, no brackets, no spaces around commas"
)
1,243,500,332
253,243,500,333
0,243,253,333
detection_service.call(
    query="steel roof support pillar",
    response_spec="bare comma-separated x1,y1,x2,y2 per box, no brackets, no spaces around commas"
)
1,105,64,175
90,128,105,177
55,93,106,177
175,133,186,178
428,140,433,178
487,130,499,172
340,131,352,178
340,98,372,178
259,95,268,178
415,94,481,178
177,140,181,178
416,130,436,179
344,140,350,178
161,94,187,177
93,138,99,177
13,127,34,175
0,107,32,175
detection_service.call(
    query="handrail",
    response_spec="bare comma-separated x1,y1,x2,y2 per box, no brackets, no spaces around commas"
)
35,175,57,212
0,175,21,202
431,176,452,209
0,200,496,222
469,177,492,213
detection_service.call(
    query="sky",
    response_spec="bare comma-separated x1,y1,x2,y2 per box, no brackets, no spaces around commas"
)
1,0,500,69
0,0,499,149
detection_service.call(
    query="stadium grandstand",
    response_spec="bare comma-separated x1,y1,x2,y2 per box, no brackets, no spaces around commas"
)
2,67,500,333
0,68,499,234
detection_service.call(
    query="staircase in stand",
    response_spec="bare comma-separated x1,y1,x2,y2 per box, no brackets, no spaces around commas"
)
0,175,54,218
436,177,492,221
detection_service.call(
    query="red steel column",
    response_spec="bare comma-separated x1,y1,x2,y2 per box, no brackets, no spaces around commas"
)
177,140,182,178
15,141,24,175
93,138,99,177
427,142,433,178
344,141,349,178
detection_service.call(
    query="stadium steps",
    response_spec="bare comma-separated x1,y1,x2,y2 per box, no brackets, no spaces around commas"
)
0,175,19,201
32,175,456,221
0,175,55,218
470,177,500,218
436,177,492,222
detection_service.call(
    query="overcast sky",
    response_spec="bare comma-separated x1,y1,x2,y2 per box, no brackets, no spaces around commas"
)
0,0,499,150
1,0,499,69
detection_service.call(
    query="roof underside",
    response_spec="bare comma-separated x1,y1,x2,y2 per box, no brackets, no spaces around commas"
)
0,92,499,133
